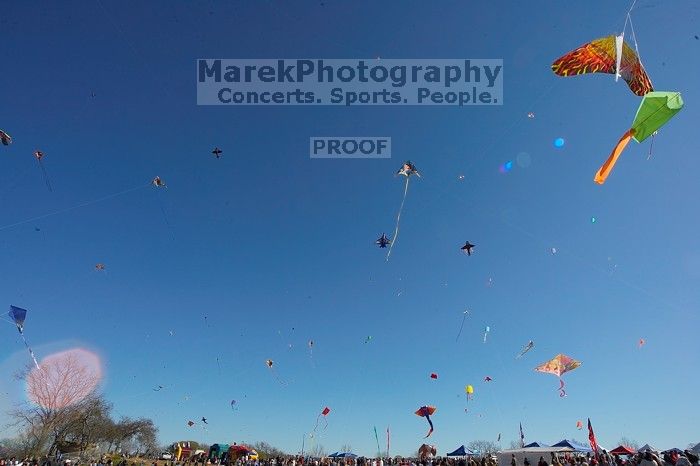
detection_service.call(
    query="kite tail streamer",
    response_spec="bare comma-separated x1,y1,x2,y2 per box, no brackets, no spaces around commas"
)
37,160,53,192
455,314,467,342
156,190,172,229
558,379,566,397
274,371,288,386
386,176,410,261
424,415,434,438
268,367,288,386
155,189,176,241
595,129,634,184
20,332,40,369
374,426,380,456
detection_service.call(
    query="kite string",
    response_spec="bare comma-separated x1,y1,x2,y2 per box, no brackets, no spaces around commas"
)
386,176,410,261
435,179,692,322
646,132,656,160
0,183,149,232
627,14,642,61
622,0,638,33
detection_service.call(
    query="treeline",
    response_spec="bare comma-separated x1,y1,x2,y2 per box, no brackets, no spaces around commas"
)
3,394,157,459
2,354,157,459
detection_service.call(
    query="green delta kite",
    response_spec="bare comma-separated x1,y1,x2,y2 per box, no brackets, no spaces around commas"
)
595,91,684,184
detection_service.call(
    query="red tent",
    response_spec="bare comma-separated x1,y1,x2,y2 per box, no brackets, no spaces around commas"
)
610,445,636,456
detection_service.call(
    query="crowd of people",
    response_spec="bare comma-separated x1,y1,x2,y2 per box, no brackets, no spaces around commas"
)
2,450,698,466
518,450,700,466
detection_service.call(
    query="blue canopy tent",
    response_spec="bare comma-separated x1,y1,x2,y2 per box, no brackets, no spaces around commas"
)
332,453,357,458
328,453,339,458
524,442,550,448
447,446,474,457
552,440,592,452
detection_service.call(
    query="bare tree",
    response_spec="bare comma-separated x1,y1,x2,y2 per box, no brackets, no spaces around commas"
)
340,444,353,453
8,353,103,457
309,443,327,458
468,441,500,455
26,351,100,411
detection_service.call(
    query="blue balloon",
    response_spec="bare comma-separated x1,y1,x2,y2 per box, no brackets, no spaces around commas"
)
554,137,565,148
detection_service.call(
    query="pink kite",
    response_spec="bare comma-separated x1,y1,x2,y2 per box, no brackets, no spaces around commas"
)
535,353,581,397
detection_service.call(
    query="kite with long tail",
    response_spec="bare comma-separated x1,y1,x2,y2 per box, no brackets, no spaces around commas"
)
313,406,330,433
535,353,581,397
8,305,40,369
516,340,534,359
415,405,436,438
33,151,53,192
386,161,420,261
265,359,288,385
595,91,683,184
455,309,469,342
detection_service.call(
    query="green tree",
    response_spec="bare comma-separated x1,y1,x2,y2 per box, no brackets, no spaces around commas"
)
252,441,286,459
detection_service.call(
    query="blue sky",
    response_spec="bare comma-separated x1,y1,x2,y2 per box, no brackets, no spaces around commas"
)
1,0,699,457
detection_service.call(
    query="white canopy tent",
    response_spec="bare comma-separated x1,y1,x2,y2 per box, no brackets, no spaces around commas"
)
638,444,658,453
497,447,574,466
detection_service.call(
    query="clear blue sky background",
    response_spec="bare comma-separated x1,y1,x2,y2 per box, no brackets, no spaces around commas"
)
1,0,699,457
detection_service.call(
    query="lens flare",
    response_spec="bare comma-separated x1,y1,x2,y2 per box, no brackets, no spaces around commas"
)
27,348,102,409
499,161,514,173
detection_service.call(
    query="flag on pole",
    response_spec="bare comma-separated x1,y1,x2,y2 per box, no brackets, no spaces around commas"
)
519,422,525,447
587,418,600,461
387,426,390,458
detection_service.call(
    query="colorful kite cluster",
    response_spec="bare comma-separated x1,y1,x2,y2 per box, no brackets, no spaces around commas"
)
552,30,684,183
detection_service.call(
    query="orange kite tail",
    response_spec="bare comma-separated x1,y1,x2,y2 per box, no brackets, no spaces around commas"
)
594,129,635,185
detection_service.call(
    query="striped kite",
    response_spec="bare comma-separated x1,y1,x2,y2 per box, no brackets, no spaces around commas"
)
552,35,653,96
